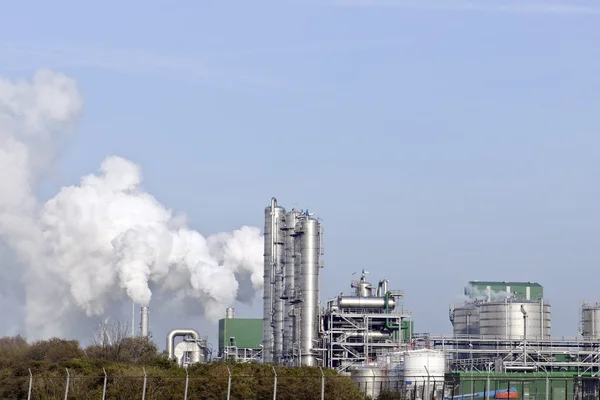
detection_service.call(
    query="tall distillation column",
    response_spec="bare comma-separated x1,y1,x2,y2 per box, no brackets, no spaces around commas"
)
282,209,300,362
263,198,286,363
293,213,322,366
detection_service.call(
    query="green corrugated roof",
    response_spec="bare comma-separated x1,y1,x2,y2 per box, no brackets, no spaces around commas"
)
468,281,542,288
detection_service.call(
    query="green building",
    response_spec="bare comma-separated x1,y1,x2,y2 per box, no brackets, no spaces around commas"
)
466,281,543,301
218,312,262,362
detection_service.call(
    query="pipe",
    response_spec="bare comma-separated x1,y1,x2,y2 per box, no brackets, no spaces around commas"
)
384,292,400,331
377,280,389,297
226,307,235,319
167,329,200,362
140,306,149,337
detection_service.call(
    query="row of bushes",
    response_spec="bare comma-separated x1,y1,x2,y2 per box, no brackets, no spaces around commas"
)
0,335,365,399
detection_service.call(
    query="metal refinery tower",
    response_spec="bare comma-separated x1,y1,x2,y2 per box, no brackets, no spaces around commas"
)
263,197,323,366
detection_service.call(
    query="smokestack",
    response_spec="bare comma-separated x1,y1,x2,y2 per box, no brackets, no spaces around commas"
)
226,307,235,319
141,306,149,337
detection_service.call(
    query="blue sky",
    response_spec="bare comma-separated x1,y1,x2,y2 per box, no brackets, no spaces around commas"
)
1,0,599,345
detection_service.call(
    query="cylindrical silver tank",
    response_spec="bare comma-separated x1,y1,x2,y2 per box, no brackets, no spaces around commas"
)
356,281,374,297
263,198,286,363
295,215,321,366
479,300,550,340
282,209,299,360
350,365,386,400
582,304,600,338
338,296,396,310
451,305,480,336
225,307,235,319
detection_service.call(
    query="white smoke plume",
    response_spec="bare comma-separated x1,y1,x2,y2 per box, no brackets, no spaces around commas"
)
0,70,264,340
460,284,511,304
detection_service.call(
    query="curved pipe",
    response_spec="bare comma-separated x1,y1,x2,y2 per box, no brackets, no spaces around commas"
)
385,292,400,331
167,329,200,361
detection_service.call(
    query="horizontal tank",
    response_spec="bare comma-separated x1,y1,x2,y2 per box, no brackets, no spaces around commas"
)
582,304,600,338
479,300,550,340
338,296,396,310
451,305,480,336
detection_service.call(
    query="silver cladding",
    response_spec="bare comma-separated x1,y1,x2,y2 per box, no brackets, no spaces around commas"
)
263,199,286,363
294,216,321,366
582,305,600,338
451,305,480,336
282,209,300,360
338,296,396,310
479,300,551,340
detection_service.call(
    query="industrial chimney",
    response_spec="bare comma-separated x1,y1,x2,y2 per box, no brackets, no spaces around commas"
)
141,306,149,337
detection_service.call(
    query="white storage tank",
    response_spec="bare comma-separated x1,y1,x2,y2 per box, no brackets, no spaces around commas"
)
403,349,446,400
582,303,600,338
479,300,550,340
350,364,386,399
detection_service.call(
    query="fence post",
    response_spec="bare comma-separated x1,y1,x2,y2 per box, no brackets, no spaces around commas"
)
227,367,232,400
102,368,107,400
272,366,277,400
319,366,325,400
142,367,147,400
27,369,32,400
64,368,70,400
184,368,189,400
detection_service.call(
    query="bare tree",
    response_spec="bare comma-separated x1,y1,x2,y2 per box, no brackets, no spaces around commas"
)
88,318,158,363
91,318,130,347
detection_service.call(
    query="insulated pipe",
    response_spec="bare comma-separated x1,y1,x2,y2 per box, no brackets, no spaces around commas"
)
338,296,396,309
385,292,400,331
167,329,200,361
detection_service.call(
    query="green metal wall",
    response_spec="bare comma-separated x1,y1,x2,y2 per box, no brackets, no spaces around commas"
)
446,371,588,399
218,318,262,351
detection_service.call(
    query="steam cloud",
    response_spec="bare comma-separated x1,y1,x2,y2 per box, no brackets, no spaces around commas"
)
0,70,263,339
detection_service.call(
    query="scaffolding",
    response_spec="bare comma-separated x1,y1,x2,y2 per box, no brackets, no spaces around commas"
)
320,289,412,373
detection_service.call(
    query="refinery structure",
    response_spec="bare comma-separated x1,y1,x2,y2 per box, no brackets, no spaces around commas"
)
156,197,600,399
